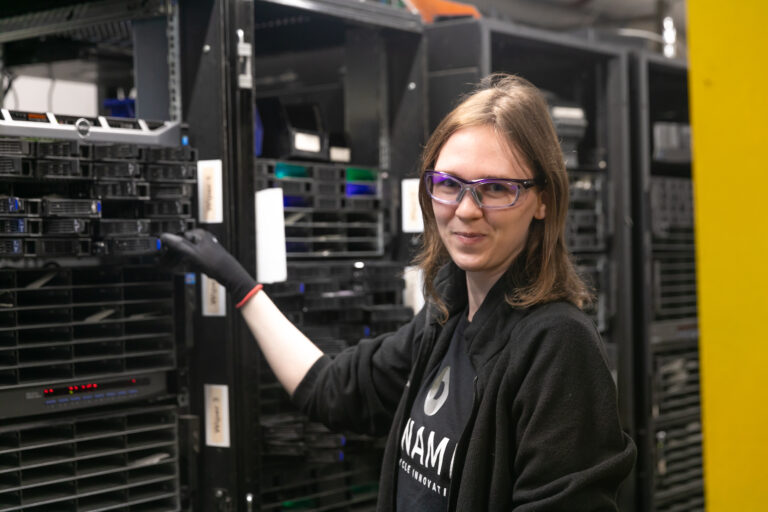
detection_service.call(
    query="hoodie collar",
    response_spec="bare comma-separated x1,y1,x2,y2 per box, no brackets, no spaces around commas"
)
429,261,528,377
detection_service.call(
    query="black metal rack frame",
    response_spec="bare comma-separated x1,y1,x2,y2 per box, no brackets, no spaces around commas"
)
424,18,636,509
630,51,702,512
1,9,197,511
226,2,425,510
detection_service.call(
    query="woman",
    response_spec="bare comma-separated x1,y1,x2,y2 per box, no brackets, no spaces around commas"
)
162,74,635,511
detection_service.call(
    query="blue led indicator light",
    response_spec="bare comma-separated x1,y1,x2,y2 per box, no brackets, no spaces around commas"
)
117,390,127,396
58,398,69,403
106,392,116,397
364,326,371,337
83,395,93,400
12,198,20,212
182,135,189,146
17,219,24,233
45,400,56,405
185,273,196,285
71,396,81,401
128,389,138,394
338,451,344,462
95,393,104,398
156,238,162,250
299,283,305,294
97,201,102,213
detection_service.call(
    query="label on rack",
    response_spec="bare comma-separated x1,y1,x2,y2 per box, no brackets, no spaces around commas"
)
294,132,321,153
204,384,231,447
255,188,287,283
401,178,424,233
201,274,226,316
330,146,351,162
197,159,223,224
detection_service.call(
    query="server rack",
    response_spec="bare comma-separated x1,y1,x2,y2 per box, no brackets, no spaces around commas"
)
631,53,702,512
0,120,197,511
234,3,426,510
0,3,200,511
424,18,635,510
178,0,426,508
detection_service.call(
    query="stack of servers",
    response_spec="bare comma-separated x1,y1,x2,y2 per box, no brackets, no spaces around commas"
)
259,261,412,511
0,137,196,258
255,160,384,258
549,100,614,355
647,175,703,512
0,128,195,512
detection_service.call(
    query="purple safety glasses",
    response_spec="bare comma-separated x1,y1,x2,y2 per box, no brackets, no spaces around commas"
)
424,170,544,209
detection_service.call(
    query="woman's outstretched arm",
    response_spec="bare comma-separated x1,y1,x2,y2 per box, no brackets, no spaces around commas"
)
161,229,321,395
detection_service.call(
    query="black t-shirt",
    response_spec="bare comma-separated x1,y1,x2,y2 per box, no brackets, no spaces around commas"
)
395,312,476,511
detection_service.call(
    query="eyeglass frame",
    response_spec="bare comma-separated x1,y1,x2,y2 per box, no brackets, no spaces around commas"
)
423,170,546,210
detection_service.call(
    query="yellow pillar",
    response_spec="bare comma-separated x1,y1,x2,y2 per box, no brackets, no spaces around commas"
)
688,1,768,509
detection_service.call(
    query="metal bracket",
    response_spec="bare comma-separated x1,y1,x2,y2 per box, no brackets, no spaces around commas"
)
0,109,181,146
236,29,253,90
166,0,183,121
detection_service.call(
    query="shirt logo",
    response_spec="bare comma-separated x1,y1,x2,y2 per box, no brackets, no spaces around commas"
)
423,366,450,416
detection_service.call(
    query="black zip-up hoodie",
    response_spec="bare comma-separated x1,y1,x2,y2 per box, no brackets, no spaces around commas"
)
293,263,636,511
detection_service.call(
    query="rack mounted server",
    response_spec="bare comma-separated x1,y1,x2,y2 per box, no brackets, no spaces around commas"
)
0,111,196,512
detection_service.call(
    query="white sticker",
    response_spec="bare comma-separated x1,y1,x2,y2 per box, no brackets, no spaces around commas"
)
201,274,226,316
329,146,351,163
551,106,585,120
255,188,287,283
204,384,230,448
293,132,321,153
197,159,224,224
401,178,424,233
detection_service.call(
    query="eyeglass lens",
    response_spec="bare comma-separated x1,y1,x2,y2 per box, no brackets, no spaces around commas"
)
426,173,521,207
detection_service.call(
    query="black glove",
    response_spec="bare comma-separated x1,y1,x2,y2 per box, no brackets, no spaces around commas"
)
161,229,258,305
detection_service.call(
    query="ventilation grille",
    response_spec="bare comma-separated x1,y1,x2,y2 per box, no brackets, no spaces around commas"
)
650,177,695,252
656,492,704,512
260,460,379,512
0,405,179,511
653,419,704,511
0,266,175,389
652,256,697,320
144,148,196,163
566,172,606,253
652,343,701,421
0,140,33,157
652,340,704,511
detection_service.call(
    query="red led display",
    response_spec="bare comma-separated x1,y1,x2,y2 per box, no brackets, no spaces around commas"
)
42,378,141,398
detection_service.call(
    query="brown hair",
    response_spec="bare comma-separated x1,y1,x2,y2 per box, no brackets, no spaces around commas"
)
415,74,592,319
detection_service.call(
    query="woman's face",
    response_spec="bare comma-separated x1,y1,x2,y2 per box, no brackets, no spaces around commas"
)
432,125,546,284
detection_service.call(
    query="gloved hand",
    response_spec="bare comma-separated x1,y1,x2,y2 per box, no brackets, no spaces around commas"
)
161,229,258,306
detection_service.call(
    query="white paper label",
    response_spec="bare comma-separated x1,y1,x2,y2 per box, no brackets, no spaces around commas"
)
294,132,321,153
401,178,424,233
329,146,351,163
255,188,287,283
201,274,226,316
551,106,585,120
197,159,224,224
204,384,230,447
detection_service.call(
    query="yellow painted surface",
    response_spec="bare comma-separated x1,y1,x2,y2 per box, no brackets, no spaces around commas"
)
688,1,768,508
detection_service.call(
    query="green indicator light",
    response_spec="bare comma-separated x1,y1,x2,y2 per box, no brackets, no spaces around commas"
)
275,162,308,178
281,497,315,509
346,167,377,181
